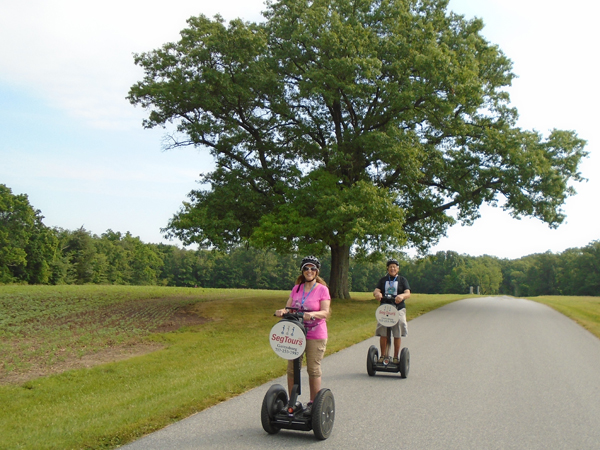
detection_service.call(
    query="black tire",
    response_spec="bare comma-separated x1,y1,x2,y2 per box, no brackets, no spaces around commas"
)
367,345,378,376
261,384,287,434
399,347,410,378
312,388,335,440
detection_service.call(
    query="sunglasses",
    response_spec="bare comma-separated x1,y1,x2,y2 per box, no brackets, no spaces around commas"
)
303,266,318,272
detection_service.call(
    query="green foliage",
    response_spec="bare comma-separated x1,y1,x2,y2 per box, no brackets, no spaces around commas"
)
128,0,587,299
0,185,58,284
559,242,600,296
48,228,166,286
457,256,503,295
404,251,469,293
502,241,600,297
349,257,387,292
0,190,306,290
1,183,599,297
397,244,600,297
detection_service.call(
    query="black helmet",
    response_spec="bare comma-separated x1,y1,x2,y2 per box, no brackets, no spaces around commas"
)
300,255,321,270
386,258,399,267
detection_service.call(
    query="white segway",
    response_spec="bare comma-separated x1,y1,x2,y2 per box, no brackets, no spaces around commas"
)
366,295,410,378
261,307,335,440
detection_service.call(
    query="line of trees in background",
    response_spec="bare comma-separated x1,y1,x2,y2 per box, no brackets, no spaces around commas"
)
1,184,599,296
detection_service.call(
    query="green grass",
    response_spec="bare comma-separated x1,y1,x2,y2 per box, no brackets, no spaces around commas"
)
0,285,234,374
528,295,600,340
0,286,474,449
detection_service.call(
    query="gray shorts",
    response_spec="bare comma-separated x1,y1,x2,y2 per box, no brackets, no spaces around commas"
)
375,308,407,338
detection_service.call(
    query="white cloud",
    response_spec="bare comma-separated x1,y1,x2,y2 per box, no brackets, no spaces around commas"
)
0,0,267,130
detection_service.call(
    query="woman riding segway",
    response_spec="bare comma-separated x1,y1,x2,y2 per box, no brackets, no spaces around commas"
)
262,256,335,439
275,256,331,414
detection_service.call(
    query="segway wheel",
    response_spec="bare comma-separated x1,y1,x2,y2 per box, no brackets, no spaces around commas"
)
261,384,287,434
312,388,335,440
367,345,378,376
399,347,410,378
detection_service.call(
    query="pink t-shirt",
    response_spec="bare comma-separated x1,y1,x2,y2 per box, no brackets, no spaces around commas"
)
289,282,331,340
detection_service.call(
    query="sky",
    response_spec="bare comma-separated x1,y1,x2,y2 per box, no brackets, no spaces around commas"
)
0,0,598,260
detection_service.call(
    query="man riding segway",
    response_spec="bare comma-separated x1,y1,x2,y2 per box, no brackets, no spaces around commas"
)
366,258,411,377
373,258,410,363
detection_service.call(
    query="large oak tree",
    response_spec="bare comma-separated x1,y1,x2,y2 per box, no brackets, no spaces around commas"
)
128,0,587,298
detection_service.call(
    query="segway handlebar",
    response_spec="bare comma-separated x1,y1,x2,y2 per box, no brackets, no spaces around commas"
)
380,294,401,308
274,307,306,323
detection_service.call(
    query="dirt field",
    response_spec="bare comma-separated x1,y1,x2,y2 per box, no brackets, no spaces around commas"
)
1,297,209,384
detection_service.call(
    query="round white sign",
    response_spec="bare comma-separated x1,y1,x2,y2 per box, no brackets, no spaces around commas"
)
269,321,307,360
376,303,400,326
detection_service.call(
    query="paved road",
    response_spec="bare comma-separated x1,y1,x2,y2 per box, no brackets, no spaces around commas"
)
121,297,600,449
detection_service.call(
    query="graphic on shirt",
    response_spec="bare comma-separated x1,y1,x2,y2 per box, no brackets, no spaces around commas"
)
385,280,398,296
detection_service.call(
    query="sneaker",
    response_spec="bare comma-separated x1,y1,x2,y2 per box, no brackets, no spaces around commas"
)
377,357,384,363
393,357,399,364
304,402,313,416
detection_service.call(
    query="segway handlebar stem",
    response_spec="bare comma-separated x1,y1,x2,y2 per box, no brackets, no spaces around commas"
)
380,295,398,307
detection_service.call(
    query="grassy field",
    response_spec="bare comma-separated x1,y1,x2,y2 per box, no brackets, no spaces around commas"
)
0,285,473,450
2,287,598,450
528,295,600,340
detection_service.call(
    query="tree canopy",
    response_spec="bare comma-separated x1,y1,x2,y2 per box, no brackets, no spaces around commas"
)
1,183,600,296
128,0,587,298
0,185,57,284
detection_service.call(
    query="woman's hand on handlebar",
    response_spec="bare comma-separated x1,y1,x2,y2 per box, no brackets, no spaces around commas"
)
275,306,298,317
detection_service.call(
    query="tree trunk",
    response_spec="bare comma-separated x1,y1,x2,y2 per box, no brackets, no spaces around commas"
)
329,243,351,299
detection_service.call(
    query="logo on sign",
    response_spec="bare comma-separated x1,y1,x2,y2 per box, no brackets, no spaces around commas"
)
376,304,400,326
269,321,306,360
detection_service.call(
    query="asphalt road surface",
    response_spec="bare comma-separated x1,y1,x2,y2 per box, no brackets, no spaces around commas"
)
121,296,600,449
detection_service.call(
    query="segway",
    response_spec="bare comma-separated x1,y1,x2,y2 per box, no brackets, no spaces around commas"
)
261,307,335,440
366,295,410,378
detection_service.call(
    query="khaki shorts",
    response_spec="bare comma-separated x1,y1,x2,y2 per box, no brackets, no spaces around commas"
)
287,338,327,379
375,308,407,338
